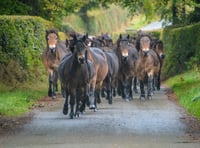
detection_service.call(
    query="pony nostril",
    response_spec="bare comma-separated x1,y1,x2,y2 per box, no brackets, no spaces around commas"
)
50,48,56,53
122,56,128,61
78,57,85,64
142,51,148,57
160,54,165,59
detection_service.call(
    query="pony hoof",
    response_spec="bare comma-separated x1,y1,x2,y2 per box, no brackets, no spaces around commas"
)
125,99,129,102
148,95,152,100
69,113,74,119
89,104,95,110
94,108,98,112
63,109,68,115
48,91,52,97
75,113,80,118
63,106,68,115
108,99,112,104
140,95,145,101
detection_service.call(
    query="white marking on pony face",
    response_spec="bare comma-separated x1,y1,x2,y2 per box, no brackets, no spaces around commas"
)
142,48,149,51
49,44,56,49
88,41,92,47
122,50,128,57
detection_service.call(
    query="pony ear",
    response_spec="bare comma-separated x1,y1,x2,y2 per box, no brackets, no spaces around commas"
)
73,34,77,41
119,34,122,39
85,33,88,39
66,39,69,48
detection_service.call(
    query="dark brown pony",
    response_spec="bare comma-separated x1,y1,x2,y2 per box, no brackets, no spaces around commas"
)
115,34,139,101
152,39,165,90
58,35,96,118
136,34,160,100
42,29,70,99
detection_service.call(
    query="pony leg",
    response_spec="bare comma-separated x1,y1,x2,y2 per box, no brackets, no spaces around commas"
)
157,71,161,90
69,93,75,119
147,76,154,99
133,77,138,94
89,85,96,110
63,90,69,115
139,80,145,100
55,71,59,92
105,76,112,104
96,89,101,104
101,87,106,98
75,90,81,117
52,71,57,99
48,74,53,97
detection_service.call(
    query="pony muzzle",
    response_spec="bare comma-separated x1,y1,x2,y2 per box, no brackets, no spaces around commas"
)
142,48,149,57
78,55,85,64
122,50,128,61
160,53,165,59
49,44,56,53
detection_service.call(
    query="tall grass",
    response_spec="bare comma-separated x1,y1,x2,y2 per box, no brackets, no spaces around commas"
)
166,71,200,119
62,4,130,36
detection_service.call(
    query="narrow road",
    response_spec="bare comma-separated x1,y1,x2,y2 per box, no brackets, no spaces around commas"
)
0,85,200,148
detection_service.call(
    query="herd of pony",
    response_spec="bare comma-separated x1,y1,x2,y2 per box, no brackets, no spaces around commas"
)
42,29,165,119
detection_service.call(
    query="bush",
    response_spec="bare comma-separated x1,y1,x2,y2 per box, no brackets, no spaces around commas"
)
162,22,200,79
0,15,54,86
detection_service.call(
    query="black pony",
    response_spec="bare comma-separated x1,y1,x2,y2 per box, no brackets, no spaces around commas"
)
58,34,96,119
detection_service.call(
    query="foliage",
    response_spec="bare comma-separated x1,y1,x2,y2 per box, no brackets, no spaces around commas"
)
62,5,129,35
0,0,88,28
102,0,200,25
161,22,200,79
0,15,54,86
166,71,200,119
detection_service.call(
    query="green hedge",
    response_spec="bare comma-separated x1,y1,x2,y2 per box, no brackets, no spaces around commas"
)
162,22,200,79
0,15,54,85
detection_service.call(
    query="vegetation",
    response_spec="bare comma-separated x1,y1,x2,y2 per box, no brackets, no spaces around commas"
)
0,81,47,116
101,0,200,25
166,71,200,119
0,16,54,86
62,4,129,36
161,22,200,79
0,0,200,121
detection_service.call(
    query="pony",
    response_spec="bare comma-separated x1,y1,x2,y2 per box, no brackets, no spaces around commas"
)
151,39,165,90
41,29,70,99
90,34,119,104
136,34,160,100
58,34,96,119
115,34,139,101
66,33,108,110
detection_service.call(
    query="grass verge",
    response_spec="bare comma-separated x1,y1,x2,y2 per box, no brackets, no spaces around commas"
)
0,79,48,117
165,70,200,119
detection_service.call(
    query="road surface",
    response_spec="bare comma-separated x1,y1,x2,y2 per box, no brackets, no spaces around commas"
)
0,85,200,148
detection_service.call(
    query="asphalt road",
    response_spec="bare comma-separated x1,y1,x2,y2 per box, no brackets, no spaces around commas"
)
0,85,200,148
